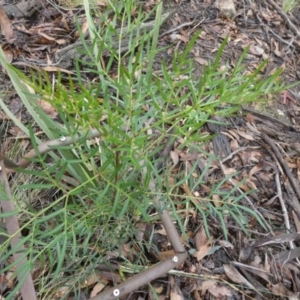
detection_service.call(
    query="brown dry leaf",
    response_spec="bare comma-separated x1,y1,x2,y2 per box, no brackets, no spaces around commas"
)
270,283,294,297
261,211,282,221
193,227,213,261
180,231,193,243
21,81,57,118
75,20,89,38
230,139,239,151
245,177,258,190
42,66,74,74
121,243,133,258
179,151,198,162
249,150,261,162
201,184,211,193
197,279,216,293
249,44,264,56
193,239,212,261
231,178,250,192
208,285,232,297
0,7,15,43
21,80,35,94
168,176,175,187
55,39,67,46
96,0,108,5
80,274,105,288
37,99,58,118
28,23,54,34
61,16,70,33
193,290,202,300
55,283,72,297
248,257,271,283
90,282,106,297
212,194,222,207
257,172,273,182
227,129,240,140
219,26,230,39
135,222,147,242
181,183,208,210
158,249,176,260
155,227,167,236
249,164,262,177
222,166,237,175
194,226,209,250
170,285,184,300
38,32,57,42
170,150,179,166
260,9,272,22
218,240,234,249
5,271,15,289
8,98,23,115
153,284,164,294
194,57,208,66
273,41,282,57
235,130,255,140
224,264,255,289
170,33,188,43
2,48,13,63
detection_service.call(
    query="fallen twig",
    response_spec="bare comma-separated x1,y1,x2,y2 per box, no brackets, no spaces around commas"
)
91,252,187,300
261,132,300,200
6,128,103,174
274,172,290,232
275,173,300,264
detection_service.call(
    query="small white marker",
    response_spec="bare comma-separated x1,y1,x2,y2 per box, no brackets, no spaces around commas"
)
113,289,120,297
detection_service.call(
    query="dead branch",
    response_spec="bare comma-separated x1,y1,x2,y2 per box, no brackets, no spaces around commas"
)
6,128,103,174
274,172,290,232
261,132,300,200
0,160,37,300
92,252,187,300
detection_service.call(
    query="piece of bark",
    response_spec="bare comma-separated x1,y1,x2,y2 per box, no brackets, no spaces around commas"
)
215,0,236,19
1,0,42,18
54,10,175,68
0,7,15,43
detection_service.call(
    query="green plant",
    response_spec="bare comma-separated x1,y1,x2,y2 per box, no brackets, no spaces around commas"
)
0,0,289,298
282,0,299,12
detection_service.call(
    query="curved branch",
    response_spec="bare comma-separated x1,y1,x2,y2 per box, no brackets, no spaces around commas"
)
91,252,187,300
6,128,103,174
